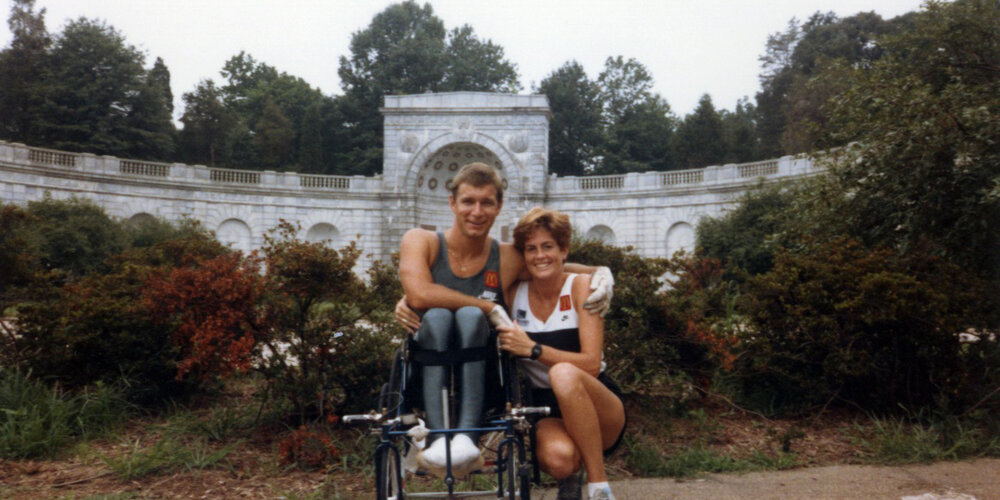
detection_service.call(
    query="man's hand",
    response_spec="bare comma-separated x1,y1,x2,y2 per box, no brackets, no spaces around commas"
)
487,305,513,329
584,266,614,317
395,295,421,334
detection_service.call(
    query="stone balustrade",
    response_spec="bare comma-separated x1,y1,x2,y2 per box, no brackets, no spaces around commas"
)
0,132,825,265
549,155,820,195
0,141,822,199
0,141,380,195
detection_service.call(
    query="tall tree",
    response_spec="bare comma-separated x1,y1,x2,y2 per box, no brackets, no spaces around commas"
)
596,56,675,174
254,98,294,169
673,94,725,169
720,97,758,163
31,18,174,159
298,102,323,172
335,1,521,175
443,25,519,92
124,58,176,160
817,0,1000,281
538,61,604,176
178,79,234,166
755,11,903,157
0,0,51,142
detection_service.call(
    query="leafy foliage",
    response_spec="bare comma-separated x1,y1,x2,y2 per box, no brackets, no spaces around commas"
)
696,182,796,278
144,221,401,421
23,196,128,278
673,95,726,169
334,1,520,175
538,61,604,177
6,204,228,403
817,0,1000,282
278,425,340,469
145,253,263,381
734,238,996,413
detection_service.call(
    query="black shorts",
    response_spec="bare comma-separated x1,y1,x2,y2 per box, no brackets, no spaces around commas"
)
529,372,627,456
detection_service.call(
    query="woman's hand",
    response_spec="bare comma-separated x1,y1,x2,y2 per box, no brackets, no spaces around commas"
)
497,323,535,358
394,295,421,334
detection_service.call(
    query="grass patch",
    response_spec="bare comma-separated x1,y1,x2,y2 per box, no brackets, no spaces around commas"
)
100,436,239,479
854,412,1000,464
0,368,131,459
624,434,797,477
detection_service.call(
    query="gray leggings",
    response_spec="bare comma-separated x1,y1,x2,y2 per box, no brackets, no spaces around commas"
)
416,306,488,439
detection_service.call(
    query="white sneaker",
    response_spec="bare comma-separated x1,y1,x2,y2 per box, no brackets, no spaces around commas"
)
421,436,448,468
450,434,481,467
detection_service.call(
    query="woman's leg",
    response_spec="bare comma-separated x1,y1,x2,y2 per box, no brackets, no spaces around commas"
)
534,418,581,480
547,363,625,482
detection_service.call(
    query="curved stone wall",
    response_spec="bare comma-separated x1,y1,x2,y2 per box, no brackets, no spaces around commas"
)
0,92,825,268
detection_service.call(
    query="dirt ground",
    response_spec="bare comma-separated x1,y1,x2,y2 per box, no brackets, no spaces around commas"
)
0,401,990,499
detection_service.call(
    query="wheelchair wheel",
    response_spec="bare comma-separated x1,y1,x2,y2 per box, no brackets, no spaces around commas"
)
498,438,530,500
378,348,405,414
375,445,403,500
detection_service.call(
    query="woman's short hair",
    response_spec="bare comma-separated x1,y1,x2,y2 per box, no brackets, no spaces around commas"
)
451,162,504,204
513,207,572,253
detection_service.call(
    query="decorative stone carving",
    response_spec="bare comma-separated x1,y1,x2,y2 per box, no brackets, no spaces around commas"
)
453,119,474,141
508,134,528,153
401,135,420,153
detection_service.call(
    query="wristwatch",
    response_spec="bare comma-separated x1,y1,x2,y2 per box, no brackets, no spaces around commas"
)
529,343,543,360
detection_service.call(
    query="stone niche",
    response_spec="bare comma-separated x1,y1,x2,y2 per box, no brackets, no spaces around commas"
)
380,92,551,245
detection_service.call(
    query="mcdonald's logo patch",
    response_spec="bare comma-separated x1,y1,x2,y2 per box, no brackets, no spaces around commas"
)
559,295,571,311
485,271,499,288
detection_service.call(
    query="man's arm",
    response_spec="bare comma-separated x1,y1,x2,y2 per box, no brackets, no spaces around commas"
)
399,229,495,314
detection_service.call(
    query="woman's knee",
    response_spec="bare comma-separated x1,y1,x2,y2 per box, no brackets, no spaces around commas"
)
417,308,453,350
454,306,488,347
538,441,580,479
548,362,585,396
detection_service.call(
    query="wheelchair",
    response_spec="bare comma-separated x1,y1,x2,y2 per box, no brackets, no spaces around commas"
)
344,329,550,500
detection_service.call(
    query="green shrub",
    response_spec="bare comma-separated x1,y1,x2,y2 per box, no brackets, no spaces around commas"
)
11,221,226,404
144,222,401,422
734,238,998,414
567,238,681,396
697,182,795,278
25,196,129,279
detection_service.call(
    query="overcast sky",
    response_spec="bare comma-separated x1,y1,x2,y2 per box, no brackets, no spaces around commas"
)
2,0,925,122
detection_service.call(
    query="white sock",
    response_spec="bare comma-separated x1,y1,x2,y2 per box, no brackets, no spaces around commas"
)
450,434,481,466
588,481,614,499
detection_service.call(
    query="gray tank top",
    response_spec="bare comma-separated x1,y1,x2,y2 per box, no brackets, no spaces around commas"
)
430,232,505,308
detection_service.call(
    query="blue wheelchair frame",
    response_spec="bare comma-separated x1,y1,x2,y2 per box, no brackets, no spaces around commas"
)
345,333,549,500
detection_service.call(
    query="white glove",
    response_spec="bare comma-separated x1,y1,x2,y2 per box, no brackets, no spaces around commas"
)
487,305,514,328
584,266,614,317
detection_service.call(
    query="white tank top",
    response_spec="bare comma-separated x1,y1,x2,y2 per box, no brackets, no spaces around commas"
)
511,274,588,389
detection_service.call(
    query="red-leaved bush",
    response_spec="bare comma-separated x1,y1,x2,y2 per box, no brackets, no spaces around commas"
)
145,252,263,380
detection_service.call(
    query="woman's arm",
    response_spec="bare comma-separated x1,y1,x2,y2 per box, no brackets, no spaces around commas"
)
497,274,604,377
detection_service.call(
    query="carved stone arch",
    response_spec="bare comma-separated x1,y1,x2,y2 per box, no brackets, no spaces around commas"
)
299,212,348,248
117,196,163,221
204,205,262,252
126,212,157,227
585,224,617,246
404,131,524,196
666,221,696,257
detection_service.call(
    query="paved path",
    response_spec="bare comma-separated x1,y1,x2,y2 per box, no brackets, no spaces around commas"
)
532,458,1000,499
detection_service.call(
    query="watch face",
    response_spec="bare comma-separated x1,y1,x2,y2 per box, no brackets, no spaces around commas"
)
531,344,543,360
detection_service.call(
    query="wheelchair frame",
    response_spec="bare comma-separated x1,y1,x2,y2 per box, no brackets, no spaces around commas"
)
344,333,550,500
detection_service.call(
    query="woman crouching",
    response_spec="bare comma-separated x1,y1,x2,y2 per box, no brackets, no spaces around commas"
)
497,207,626,500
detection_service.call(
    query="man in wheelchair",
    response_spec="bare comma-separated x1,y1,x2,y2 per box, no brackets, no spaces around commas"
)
394,163,614,490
